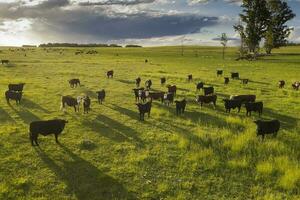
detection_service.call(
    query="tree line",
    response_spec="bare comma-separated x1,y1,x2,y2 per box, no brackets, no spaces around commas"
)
39,43,123,48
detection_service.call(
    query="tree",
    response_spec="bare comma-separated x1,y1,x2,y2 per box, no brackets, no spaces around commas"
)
264,0,295,54
220,33,228,60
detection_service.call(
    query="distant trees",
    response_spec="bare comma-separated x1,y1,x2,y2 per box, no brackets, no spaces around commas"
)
39,43,122,48
125,45,142,48
220,33,228,60
234,0,295,59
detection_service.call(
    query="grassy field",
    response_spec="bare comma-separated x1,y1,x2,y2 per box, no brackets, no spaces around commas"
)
0,46,299,200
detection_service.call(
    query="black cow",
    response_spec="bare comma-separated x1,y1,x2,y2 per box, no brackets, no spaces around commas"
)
278,80,285,88
69,79,80,88
161,77,166,85
224,77,230,85
167,85,177,95
1,60,9,64
217,70,223,77
231,72,239,79
107,70,114,78
196,82,204,91
148,92,164,102
188,74,193,82
5,90,22,104
145,80,152,89
175,99,186,115
145,59,148,63
223,99,242,113
61,96,80,112
139,89,148,102
136,77,141,87
96,90,106,104
230,95,256,104
245,102,263,117
136,101,152,121
163,92,174,106
203,87,214,96
292,81,300,90
241,79,249,84
254,120,280,140
196,95,217,108
29,119,68,146
133,88,145,102
8,83,25,92
83,96,91,114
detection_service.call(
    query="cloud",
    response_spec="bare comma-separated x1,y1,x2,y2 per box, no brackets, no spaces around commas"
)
78,0,156,6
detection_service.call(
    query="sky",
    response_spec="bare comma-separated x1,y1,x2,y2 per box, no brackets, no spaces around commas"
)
0,0,299,46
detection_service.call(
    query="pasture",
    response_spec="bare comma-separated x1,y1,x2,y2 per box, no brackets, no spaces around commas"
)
0,46,299,199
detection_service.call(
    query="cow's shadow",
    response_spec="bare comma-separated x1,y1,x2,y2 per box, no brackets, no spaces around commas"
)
262,108,298,129
35,145,136,200
8,104,40,124
0,107,15,123
22,98,50,113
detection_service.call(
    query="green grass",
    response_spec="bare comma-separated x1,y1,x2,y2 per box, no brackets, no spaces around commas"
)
0,46,299,199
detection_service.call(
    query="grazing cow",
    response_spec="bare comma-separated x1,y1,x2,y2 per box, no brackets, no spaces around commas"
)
145,59,148,63
139,89,148,102
1,60,9,64
96,90,106,104
136,77,141,87
167,85,177,95
83,96,91,114
241,79,249,84
175,99,187,115
217,70,223,77
69,79,80,88
224,77,230,85
188,74,193,82
136,101,152,121
133,88,144,102
148,92,164,102
223,99,242,113
8,83,25,92
245,102,263,117
254,120,280,140
161,77,166,85
196,82,204,91
61,96,80,112
231,72,239,80
230,95,256,104
163,92,174,106
196,95,217,108
29,119,68,146
107,70,114,78
203,87,214,96
5,90,22,104
278,80,285,88
145,80,152,89
292,81,300,90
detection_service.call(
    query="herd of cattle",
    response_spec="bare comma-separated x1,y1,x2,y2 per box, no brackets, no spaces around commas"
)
3,63,299,145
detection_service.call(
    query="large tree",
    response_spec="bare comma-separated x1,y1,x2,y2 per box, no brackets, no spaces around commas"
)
264,0,295,54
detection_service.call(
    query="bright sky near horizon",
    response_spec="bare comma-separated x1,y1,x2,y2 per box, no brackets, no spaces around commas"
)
0,0,299,46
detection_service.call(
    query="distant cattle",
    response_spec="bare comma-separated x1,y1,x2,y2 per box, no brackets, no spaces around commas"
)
69,79,80,88
278,80,285,88
29,119,68,146
136,77,141,87
217,70,223,77
83,96,91,114
145,59,148,63
61,96,80,112
223,99,242,113
231,72,239,79
5,90,23,104
188,74,193,82
1,60,9,64
8,83,25,92
167,85,177,95
245,102,263,117
241,79,249,84
203,87,214,96
175,99,187,115
196,95,217,108
164,92,174,106
148,92,164,102
230,95,256,104
107,70,114,78
161,77,166,85
96,90,106,104
292,81,300,90
254,120,280,140
145,80,152,89
196,82,204,91
133,88,145,102
224,77,230,85
136,101,152,121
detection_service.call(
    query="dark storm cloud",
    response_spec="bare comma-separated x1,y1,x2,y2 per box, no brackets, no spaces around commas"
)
78,0,156,6
36,0,70,9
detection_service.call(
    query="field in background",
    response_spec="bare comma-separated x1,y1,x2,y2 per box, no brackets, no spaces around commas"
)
0,46,299,199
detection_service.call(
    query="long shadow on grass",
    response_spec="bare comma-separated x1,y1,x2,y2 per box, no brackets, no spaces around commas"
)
9,104,40,124
117,79,135,85
0,108,15,123
35,145,136,200
22,98,50,113
262,108,298,129
82,114,143,146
